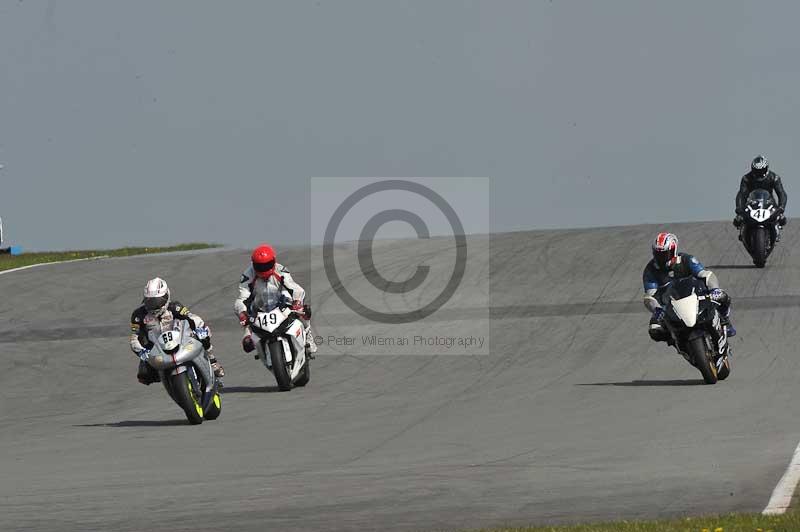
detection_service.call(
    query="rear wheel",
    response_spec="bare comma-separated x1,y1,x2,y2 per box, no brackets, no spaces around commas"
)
717,356,731,381
268,341,293,391
171,372,204,424
204,391,222,420
751,226,768,268
688,336,718,385
295,359,310,387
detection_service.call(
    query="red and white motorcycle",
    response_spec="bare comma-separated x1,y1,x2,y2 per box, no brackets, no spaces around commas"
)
248,302,310,391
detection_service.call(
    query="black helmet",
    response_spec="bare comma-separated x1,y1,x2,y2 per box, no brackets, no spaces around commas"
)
751,155,769,179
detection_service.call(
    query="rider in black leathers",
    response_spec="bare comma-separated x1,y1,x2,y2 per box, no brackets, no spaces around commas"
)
734,155,788,239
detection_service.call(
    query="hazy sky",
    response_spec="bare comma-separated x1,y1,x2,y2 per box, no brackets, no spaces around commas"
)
2,1,799,250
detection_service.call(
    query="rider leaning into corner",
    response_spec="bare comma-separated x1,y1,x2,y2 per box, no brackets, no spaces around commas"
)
734,155,788,240
234,244,318,357
643,233,736,343
130,277,225,386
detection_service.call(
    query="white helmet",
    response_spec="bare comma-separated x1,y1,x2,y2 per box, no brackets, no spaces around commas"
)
143,277,170,316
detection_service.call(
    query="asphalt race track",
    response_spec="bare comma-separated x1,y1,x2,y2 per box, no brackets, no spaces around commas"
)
3,221,800,531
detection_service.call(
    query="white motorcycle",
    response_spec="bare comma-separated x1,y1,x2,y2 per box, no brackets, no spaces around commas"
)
661,277,731,384
248,302,311,391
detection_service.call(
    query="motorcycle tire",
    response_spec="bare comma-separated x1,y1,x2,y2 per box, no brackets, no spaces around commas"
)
204,391,222,420
751,226,768,268
688,336,718,385
717,356,731,381
268,341,293,392
171,371,204,424
295,360,310,387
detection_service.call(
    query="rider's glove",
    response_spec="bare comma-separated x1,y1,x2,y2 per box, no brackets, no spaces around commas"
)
651,307,665,322
138,348,151,362
291,299,304,312
242,335,255,353
238,312,250,327
194,326,210,340
733,216,743,228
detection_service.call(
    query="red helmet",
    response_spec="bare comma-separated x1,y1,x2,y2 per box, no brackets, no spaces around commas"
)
251,244,276,279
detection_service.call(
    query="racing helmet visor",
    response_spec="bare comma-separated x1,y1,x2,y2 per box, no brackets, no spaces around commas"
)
253,259,275,273
144,294,169,312
653,249,674,268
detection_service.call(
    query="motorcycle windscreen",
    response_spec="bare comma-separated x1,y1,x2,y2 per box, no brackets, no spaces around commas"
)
747,189,773,205
670,291,699,328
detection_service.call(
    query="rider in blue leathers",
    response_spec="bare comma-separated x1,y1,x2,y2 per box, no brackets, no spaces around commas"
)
643,232,735,343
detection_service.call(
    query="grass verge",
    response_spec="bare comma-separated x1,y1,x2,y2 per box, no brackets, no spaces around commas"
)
0,243,221,272
474,512,800,532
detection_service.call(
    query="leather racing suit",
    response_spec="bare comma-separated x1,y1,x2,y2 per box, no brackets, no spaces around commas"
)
235,263,317,354
129,302,223,385
642,253,732,342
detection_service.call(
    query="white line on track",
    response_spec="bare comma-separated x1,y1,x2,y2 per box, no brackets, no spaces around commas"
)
764,440,800,514
0,256,109,276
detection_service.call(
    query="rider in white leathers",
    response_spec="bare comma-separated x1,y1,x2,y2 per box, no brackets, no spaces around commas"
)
131,277,225,385
234,244,318,356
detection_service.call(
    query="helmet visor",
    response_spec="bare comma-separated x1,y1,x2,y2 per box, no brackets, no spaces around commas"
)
653,250,673,268
144,294,169,312
253,259,275,273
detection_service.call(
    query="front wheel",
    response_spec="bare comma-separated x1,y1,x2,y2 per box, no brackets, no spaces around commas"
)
751,226,768,268
171,371,204,424
688,336,717,385
268,341,293,391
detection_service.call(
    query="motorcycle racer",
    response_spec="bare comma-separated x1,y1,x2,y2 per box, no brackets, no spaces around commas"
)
643,233,735,343
234,244,318,356
130,277,225,386
734,155,788,240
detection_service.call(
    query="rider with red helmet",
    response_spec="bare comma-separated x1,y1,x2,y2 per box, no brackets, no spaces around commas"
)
234,244,318,355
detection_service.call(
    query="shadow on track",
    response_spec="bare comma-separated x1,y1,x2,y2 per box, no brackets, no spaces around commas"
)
222,385,280,394
577,379,705,387
706,264,757,270
74,419,189,427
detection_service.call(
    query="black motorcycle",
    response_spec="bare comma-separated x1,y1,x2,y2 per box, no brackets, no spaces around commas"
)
661,276,731,384
738,189,780,268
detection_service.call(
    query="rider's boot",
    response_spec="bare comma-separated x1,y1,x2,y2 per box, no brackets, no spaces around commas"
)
721,316,736,338
648,320,670,344
137,360,160,385
305,326,317,359
207,347,225,387
719,306,736,337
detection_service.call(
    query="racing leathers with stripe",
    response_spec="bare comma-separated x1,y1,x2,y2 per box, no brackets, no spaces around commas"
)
642,253,731,342
235,264,317,354
129,302,222,384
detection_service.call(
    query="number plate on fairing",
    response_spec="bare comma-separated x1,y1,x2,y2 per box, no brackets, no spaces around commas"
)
749,207,773,223
254,309,284,333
